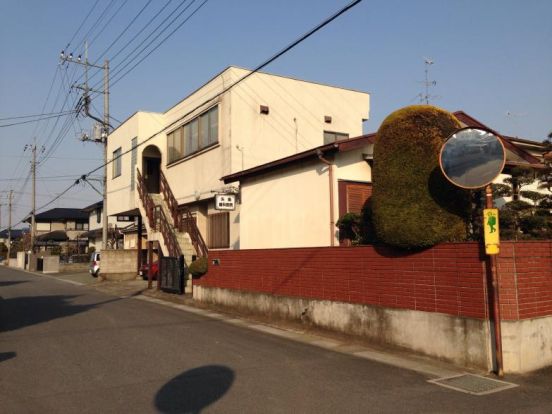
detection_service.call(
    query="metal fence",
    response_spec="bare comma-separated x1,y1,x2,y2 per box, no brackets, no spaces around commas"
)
159,255,186,294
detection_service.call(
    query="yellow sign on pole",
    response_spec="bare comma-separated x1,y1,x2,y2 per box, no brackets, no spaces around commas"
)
484,208,500,255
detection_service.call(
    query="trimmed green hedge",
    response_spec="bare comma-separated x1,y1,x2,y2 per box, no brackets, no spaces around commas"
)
372,105,470,248
189,256,208,277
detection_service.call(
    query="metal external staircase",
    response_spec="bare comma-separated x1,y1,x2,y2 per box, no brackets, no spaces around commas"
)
136,168,208,292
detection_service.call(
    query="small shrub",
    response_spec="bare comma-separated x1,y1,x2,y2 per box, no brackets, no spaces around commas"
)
189,256,208,277
336,213,362,245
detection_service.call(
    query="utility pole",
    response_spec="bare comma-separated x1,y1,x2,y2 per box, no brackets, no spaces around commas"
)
60,43,111,250
7,190,13,265
102,59,109,250
25,140,44,253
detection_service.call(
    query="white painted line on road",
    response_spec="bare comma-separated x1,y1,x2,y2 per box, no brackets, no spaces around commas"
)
353,350,459,378
34,272,86,286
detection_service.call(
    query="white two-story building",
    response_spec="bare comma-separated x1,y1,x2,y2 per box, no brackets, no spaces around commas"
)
106,66,369,258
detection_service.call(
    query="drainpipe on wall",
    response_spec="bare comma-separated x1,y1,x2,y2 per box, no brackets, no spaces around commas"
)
317,150,335,247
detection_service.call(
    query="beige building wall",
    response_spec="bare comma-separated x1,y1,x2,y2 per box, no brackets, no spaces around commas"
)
51,222,65,231
229,67,369,173
107,111,165,217
106,66,369,252
239,144,373,249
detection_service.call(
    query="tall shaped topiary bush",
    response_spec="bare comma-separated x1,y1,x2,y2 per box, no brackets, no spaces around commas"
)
372,105,470,248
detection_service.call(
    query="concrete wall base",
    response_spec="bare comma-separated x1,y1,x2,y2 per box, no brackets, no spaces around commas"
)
101,249,138,281
59,263,89,273
502,316,552,373
42,256,60,273
102,272,137,281
194,286,491,371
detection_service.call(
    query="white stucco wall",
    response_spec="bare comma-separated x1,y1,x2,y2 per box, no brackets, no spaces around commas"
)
106,111,165,216
239,144,373,249
229,67,369,173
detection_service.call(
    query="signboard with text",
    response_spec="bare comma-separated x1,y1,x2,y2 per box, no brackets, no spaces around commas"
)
215,194,236,211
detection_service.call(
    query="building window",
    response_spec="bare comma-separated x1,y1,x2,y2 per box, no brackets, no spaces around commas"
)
130,137,137,190
323,131,349,144
117,215,132,222
75,222,88,230
112,147,122,178
207,212,229,249
167,105,219,164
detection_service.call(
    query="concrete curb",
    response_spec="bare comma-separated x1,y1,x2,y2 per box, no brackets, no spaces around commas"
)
134,295,463,379
9,265,464,379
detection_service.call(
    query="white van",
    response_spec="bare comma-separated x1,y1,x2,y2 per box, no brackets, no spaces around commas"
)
89,251,100,277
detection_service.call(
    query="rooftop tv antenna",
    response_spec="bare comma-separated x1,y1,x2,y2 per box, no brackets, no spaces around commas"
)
419,57,437,104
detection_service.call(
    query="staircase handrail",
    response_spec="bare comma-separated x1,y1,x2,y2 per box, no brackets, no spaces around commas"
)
159,169,208,258
137,168,156,230
157,206,182,257
159,170,180,228
180,208,209,258
137,168,181,257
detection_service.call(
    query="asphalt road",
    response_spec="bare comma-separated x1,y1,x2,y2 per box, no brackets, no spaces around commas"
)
1,266,552,413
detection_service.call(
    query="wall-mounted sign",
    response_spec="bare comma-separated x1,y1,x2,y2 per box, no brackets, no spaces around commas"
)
483,208,500,255
215,194,236,211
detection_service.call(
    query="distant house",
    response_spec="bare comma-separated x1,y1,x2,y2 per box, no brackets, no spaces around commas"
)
27,208,89,253
0,228,27,246
81,201,123,251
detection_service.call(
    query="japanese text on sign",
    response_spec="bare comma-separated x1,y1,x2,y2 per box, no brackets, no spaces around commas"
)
215,194,236,211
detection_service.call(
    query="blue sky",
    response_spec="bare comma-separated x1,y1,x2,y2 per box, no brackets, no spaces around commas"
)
1,0,551,227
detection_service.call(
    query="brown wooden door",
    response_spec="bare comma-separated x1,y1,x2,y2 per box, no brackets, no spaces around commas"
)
338,181,372,246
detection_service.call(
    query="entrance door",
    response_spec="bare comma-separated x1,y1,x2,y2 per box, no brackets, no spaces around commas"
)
144,157,160,193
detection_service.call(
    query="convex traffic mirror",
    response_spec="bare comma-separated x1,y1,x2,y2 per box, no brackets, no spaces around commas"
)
439,127,506,189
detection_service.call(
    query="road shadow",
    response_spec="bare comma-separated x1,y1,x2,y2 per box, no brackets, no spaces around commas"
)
0,280,27,287
0,294,103,333
0,351,16,363
155,365,235,414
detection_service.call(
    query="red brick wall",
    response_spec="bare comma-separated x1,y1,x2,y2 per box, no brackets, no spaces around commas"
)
498,241,552,320
196,242,552,321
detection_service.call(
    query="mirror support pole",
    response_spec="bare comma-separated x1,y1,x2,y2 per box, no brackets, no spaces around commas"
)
486,184,504,376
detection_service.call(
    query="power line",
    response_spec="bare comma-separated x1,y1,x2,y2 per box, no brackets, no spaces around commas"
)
64,0,101,50
87,0,129,49
4,0,362,230
0,109,75,121
111,0,210,88
90,0,196,91
91,0,154,66
80,0,173,87
86,0,362,177
71,0,117,54
88,0,196,89
0,111,78,128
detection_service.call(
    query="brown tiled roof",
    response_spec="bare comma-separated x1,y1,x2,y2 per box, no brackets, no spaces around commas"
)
453,111,545,168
